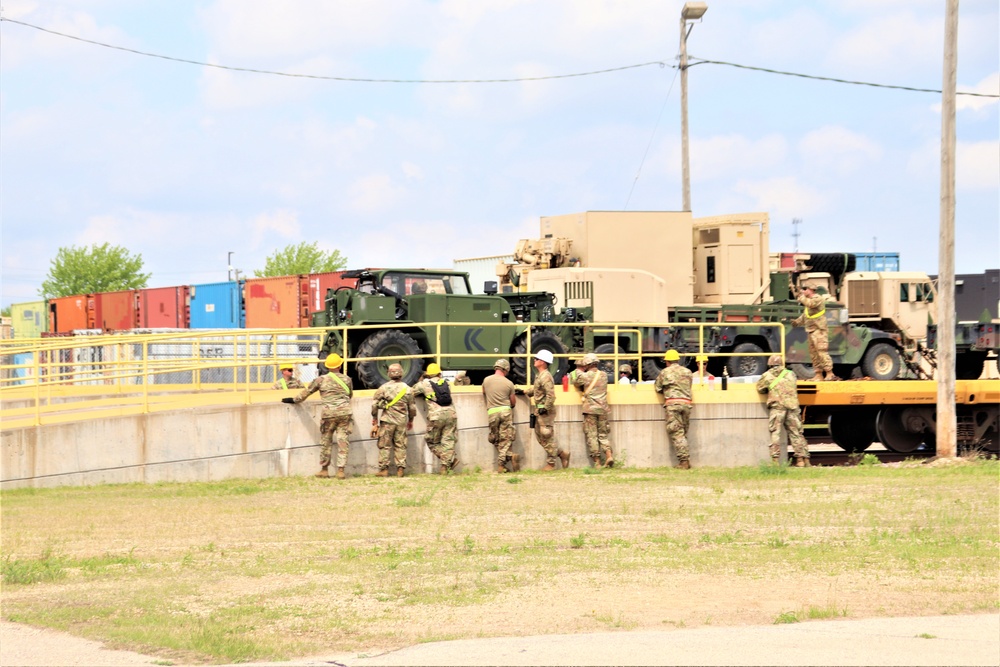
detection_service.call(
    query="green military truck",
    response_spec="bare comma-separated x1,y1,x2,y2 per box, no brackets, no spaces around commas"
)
927,320,1000,379
311,269,591,388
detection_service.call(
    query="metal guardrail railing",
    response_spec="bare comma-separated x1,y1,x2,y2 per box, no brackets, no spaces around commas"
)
0,321,785,427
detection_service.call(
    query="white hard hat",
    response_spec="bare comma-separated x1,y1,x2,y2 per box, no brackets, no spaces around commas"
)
534,349,554,364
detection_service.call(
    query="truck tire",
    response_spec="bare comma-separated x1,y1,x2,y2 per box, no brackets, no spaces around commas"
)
356,329,424,389
789,363,815,380
726,342,768,377
594,343,637,383
955,352,986,380
861,342,902,381
641,357,666,383
510,330,568,385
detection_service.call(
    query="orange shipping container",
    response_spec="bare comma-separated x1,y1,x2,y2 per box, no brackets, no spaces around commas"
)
306,271,355,316
48,295,90,333
138,286,190,328
90,290,138,331
244,276,309,329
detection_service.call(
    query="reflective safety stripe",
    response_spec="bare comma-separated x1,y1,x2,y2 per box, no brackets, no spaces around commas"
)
487,406,512,415
769,369,793,391
279,379,288,390
329,373,350,395
806,308,826,319
386,386,408,408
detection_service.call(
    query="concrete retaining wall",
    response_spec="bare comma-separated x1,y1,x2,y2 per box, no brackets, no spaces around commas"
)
1,385,779,489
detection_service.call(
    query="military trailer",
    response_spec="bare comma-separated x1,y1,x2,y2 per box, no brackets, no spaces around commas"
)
311,269,590,388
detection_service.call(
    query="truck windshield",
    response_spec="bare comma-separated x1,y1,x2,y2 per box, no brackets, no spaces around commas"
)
382,273,471,296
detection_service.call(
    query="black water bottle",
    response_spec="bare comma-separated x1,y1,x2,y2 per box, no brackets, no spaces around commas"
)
721,366,729,391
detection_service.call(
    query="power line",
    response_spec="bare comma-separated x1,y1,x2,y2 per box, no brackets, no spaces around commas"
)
0,17,668,83
3,16,996,98
689,56,999,98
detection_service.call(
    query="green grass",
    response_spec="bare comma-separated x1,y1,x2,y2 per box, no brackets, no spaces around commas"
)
2,462,997,663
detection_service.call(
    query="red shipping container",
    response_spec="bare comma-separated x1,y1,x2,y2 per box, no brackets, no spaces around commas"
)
780,252,796,270
306,271,356,316
244,276,309,328
90,290,138,332
138,286,190,328
48,295,90,333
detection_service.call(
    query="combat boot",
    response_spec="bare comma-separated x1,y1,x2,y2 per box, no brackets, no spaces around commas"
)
810,372,824,382
590,455,602,468
770,456,781,466
397,468,405,478
315,466,330,478
375,469,388,477
677,459,691,470
438,465,449,475
795,456,811,468
497,463,508,474
558,449,571,469
603,448,615,468
511,453,521,472
823,371,838,382
541,463,556,472
335,467,346,480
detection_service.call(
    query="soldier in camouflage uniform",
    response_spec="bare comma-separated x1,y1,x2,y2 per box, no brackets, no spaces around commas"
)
273,365,305,390
411,363,459,473
482,359,519,473
794,284,836,382
371,363,415,477
654,349,693,469
283,353,353,479
517,350,570,471
570,352,612,467
756,354,809,466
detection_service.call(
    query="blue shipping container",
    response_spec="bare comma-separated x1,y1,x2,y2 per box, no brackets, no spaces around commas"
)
853,252,900,272
189,281,245,329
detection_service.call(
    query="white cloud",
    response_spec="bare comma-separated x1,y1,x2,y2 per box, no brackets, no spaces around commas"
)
798,126,883,175
733,176,829,221
957,73,999,112
957,141,1000,191
686,134,788,180
826,12,940,76
907,139,1000,192
347,174,405,214
250,209,301,249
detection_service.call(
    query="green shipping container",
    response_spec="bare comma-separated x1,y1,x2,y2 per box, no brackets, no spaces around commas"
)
11,301,48,339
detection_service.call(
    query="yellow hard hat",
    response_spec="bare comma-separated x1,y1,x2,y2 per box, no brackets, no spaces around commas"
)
695,354,708,363
325,353,344,369
426,363,441,376
280,365,294,372
663,349,680,361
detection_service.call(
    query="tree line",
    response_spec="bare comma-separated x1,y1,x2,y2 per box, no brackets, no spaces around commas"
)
36,242,347,300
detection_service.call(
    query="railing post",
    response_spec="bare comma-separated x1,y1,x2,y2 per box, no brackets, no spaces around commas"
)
142,339,150,415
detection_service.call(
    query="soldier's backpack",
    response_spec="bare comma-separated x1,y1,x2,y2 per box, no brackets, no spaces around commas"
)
432,378,453,407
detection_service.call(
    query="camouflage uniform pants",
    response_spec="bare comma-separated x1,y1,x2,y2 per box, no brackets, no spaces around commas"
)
376,422,408,470
487,409,515,465
768,406,808,460
806,328,833,372
582,413,609,459
664,403,691,462
320,414,354,468
534,411,559,466
426,413,457,467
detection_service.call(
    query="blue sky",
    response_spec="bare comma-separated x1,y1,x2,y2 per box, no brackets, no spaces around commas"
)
1,0,997,309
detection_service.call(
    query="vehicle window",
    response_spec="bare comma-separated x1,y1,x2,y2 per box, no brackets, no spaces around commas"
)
923,283,934,302
384,273,472,296
900,283,910,303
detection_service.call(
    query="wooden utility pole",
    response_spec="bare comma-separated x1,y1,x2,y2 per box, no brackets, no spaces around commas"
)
936,0,959,458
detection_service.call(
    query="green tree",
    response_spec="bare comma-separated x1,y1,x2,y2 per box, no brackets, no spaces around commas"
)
39,243,151,299
255,242,348,277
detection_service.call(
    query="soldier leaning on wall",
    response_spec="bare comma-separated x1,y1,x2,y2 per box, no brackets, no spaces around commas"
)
654,349,693,469
282,353,354,480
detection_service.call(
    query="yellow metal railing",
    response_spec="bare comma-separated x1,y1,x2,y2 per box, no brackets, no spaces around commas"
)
0,321,785,427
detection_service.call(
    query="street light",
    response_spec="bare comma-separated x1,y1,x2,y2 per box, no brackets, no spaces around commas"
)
680,1,707,212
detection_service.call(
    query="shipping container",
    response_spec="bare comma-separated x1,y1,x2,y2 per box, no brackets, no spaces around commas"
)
454,255,514,293
48,295,90,333
138,286,190,329
244,276,309,329
11,301,48,338
306,271,355,317
189,281,244,329
90,290,138,331
852,252,900,272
